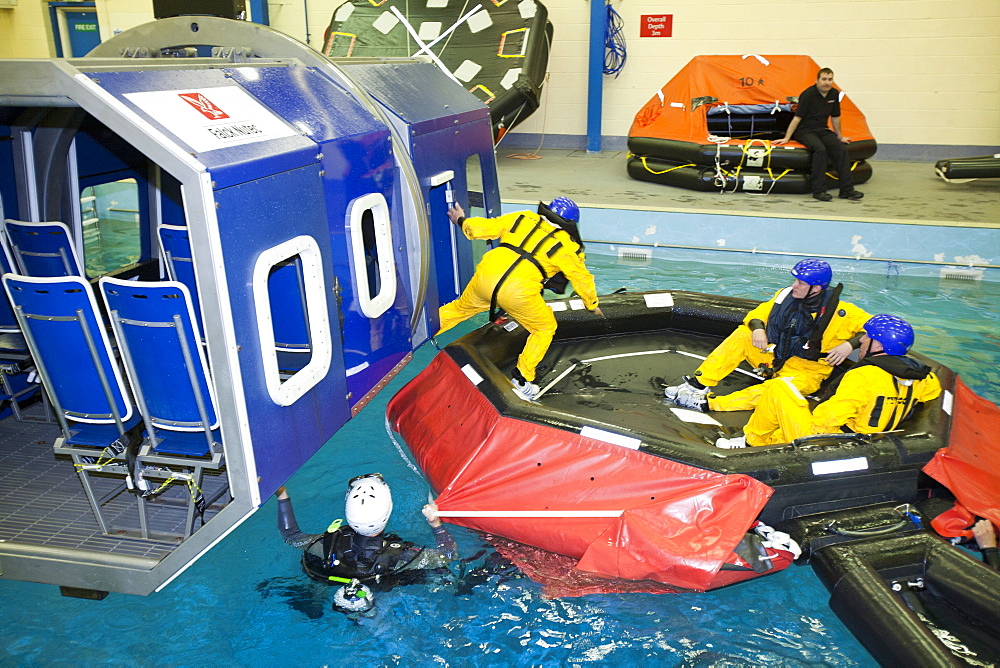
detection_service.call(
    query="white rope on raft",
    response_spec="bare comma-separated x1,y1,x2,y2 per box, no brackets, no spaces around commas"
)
537,348,762,398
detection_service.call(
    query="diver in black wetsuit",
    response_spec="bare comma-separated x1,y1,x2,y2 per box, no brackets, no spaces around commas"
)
277,473,458,600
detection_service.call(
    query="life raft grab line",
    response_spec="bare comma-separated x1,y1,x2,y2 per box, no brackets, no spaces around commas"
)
824,161,863,181
636,155,695,175
435,510,624,518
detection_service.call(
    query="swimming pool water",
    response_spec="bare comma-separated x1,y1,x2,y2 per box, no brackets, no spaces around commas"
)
1,254,996,667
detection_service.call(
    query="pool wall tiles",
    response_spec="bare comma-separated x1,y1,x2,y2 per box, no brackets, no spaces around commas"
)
499,203,1000,280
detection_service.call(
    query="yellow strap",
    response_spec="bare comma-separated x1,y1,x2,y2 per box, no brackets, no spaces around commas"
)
766,167,792,182
640,156,695,175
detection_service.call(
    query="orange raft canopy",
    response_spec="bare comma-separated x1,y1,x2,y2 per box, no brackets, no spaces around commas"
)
627,54,877,193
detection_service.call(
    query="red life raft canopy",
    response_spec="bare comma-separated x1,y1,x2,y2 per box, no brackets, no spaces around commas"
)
924,377,1000,535
387,353,783,593
629,54,875,148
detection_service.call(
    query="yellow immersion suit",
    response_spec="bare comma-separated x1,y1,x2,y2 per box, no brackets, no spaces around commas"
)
437,211,599,382
743,360,942,446
700,287,870,411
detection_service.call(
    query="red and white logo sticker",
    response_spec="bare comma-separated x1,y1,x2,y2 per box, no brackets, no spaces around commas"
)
177,92,230,120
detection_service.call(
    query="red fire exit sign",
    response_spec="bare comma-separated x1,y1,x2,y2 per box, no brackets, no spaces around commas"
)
640,14,673,37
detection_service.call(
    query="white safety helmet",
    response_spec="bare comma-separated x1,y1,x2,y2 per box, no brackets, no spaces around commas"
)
345,473,393,536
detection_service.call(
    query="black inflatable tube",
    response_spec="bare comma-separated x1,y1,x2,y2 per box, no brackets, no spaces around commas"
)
811,531,1000,666
444,290,953,525
628,136,878,169
490,13,552,138
626,156,872,193
934,155,1000,179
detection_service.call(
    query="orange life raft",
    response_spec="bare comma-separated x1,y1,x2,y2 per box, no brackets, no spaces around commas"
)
627,55,877,193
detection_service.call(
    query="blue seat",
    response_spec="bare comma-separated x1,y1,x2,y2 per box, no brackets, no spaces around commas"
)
157,224,203,327
3,219,83,277
159,223,309,354
2,273,140,535
100,277,227,539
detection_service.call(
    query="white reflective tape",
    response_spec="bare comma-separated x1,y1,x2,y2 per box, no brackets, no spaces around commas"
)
942,390,953,415
466,8,492,32
373,11,399,34
548,301,568,311
643,292,673,308
500,67,522,90
580,426,641,450
461,363,483,385
569,299,586,310
454,60,482,83
811,457,868,475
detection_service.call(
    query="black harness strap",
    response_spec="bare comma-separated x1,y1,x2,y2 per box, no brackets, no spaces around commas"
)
867,377,917,431
488,219,559,321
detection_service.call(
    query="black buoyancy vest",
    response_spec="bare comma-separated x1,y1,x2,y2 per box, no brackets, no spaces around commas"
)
766,283,843,370
823,354,932,430
301,526,418,583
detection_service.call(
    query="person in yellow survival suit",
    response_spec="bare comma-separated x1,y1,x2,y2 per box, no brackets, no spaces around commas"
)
438,197,601,401
664,258,870,413
715,314,942,449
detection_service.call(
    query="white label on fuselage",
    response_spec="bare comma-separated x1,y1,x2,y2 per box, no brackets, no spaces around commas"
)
569,299,586,310
644,292,674,308
124,87,298,153
811,457,868,475
580,426,641,450
548,301,568,311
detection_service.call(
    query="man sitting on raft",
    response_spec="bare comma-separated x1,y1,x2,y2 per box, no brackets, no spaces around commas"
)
664,258,870,414
277,474,458,598
715,314,941,449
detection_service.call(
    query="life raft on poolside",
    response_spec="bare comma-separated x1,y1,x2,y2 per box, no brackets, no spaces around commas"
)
627,55,877,192
935,154,1000,181
386,289,956,592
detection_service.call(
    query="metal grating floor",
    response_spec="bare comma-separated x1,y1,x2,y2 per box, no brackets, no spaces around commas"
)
0,405,230,560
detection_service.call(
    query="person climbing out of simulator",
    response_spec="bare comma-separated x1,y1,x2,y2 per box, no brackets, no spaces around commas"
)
714,314,942,449
276,474,458,594
437,197,602,401
773,67,864,202
664,258,870,414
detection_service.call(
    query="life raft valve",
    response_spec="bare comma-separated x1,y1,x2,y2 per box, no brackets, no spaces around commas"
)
891,578,925,592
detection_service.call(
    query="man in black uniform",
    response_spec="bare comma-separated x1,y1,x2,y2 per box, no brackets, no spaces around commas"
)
774,67,864,202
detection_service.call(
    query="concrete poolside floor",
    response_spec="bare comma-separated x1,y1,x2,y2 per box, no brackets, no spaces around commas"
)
494,148,999,227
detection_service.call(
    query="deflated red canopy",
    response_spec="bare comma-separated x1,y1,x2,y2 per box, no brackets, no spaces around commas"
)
924,376,1000,528
387,353,775,592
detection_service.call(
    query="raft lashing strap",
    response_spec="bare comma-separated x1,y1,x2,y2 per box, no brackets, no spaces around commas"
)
635,154,695,175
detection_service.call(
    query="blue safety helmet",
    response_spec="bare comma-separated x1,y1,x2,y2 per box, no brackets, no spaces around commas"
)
790,258,832,288
547,197,580,223
863,314,914,355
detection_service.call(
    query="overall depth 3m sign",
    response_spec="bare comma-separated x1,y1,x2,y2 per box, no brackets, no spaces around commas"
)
640,14,672,37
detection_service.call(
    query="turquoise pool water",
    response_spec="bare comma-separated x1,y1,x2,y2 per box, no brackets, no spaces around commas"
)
1,254,996,667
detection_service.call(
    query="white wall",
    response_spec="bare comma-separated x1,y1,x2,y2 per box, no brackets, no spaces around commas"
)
516,0,1000,147
2,0,997,147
